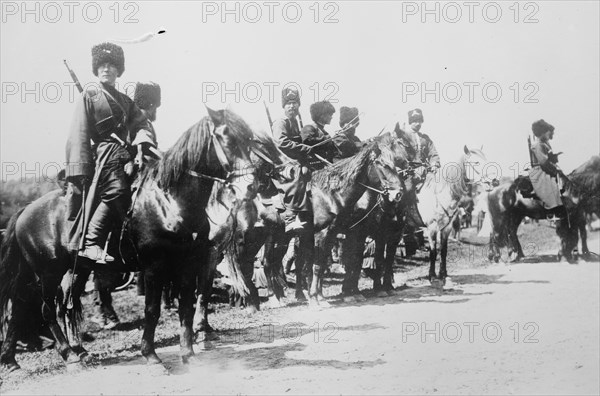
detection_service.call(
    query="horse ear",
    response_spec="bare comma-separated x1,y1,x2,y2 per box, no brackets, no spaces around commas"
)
205,105,224,126
464,145,470,155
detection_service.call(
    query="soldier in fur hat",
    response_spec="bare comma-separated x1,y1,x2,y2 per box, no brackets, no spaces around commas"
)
332,106,363,162
393,108,441,187
301,100,337,168
65,42,153,263
529,119,564,214
128,81,162,164
271,87,317,299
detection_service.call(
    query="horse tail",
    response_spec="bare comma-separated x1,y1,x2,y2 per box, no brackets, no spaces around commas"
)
225,245,251,299
0,208,26,317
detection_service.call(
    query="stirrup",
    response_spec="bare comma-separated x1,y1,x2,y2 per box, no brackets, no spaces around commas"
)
78,245,114,263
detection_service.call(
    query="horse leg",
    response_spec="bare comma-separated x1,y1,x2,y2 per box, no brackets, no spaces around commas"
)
178,267,197,364
0,298,23,371
341,232,360,297
579,212,590,258
508,216,524,262
40,275,83,368
61,268,92,358
92,269,120,329
294,224,313,303
439,231,450,280
310,229,329,306
428,231,438,280
240,252,260,315
140,267,164,365
194,247,215,336
383,233,401,292
263,228,288,306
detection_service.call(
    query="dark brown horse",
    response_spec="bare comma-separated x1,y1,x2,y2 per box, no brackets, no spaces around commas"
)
226,141,405,308
193,129,289,334
0,108,265,372
487,156,599,263
563,156,600,259
338,132,413,298
307,141,404,306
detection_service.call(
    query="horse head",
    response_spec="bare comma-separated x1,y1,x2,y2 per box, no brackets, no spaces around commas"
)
461,144,489,188
205,105,260,200
368,143,404,203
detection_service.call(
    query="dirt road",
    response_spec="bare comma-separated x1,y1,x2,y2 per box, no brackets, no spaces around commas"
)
3,249,599,395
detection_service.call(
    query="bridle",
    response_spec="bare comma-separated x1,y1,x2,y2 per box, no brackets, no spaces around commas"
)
186,122,258,194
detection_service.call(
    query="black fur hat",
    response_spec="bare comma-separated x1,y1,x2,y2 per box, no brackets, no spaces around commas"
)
281,87,300,107
339,106,359,127
130,82,161,110
310,101,336,123
408,108,424,123
531,119,555,137
92,42,125,77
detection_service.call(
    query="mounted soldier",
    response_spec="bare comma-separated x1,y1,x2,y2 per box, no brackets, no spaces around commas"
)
271,87,316,298
128,81,162,166
392,108,441,255
91,81,163,329
394,108,441,188
300,100,337,168
332,106,363,162
65,42,154,263
528,119,565,218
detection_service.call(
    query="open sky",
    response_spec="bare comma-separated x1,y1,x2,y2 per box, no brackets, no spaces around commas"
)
1,0,598,181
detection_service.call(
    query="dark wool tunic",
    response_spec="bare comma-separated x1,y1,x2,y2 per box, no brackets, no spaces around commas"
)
65,82,151,179
272,116,312,212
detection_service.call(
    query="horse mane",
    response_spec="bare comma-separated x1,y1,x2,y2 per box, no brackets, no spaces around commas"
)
568,155,600,196
312,141,378,193
152,117,214,188
251,129,287,165
148,108,256,190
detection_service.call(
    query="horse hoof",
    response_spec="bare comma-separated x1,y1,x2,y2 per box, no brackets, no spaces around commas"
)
1,361,21,373
318,299,332,308
147,362,170,376
244,305,258,315
196,331,220,342
194,322,214,334
376,290,388,298
181,354,198,365
354,294,367,302
308,299,322,310
295,293,308,303
66,360,86,373
430,278,444,289
144,353,163,366
342,295,357,303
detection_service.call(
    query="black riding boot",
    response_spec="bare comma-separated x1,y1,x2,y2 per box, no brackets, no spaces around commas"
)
80,202,115,262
